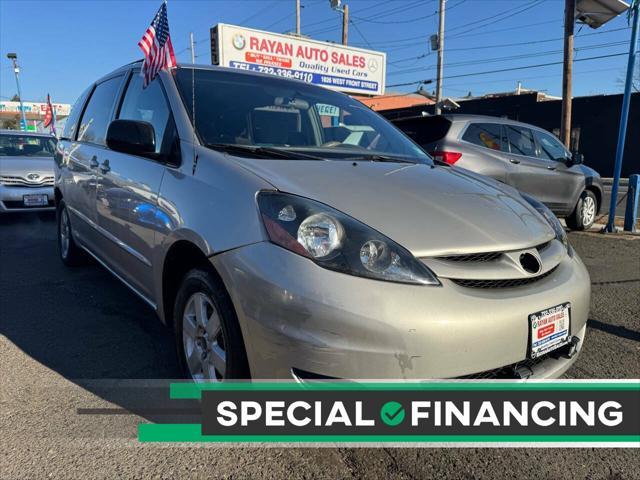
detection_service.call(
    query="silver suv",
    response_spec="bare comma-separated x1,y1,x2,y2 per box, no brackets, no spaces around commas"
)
392,114,603,230
55,63,590,381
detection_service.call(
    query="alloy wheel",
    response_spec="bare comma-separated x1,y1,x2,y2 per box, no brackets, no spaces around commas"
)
182,292,226,381
582,196,596,227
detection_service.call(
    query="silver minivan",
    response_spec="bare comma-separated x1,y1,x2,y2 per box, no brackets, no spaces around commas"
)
54,63,590,381
392,114,603,230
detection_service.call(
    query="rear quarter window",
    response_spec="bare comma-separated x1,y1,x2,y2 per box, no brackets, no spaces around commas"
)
393,116,452,147
462,123,506,151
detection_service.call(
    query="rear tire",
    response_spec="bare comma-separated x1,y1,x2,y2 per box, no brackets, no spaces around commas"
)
173,268,250,381
57,200,87,266
566,190,597,231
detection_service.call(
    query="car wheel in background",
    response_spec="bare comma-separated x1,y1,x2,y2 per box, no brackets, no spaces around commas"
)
173,268,250,381
566,190,597,231
57,200,87,266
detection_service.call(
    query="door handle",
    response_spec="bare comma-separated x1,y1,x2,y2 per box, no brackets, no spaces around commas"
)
100,159,111,173
509,158,521,164
89,156,99,169
547,165,556,170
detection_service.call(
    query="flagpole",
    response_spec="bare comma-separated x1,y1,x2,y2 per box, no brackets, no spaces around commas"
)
52,104,57,136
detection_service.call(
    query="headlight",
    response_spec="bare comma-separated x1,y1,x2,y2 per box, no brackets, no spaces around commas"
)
521,193,569,252
258,191,440,286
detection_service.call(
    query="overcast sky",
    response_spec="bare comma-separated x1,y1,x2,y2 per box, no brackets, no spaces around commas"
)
0,0,633,104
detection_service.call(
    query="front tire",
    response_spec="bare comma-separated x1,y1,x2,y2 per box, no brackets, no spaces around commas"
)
173,268,249,381
566,190,597,231
57,200,86,266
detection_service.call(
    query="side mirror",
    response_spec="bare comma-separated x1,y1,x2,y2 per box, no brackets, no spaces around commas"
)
569,151,584,165
106,119,155,156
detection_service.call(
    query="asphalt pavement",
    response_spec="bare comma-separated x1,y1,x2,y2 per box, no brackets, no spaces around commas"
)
1,212,638,479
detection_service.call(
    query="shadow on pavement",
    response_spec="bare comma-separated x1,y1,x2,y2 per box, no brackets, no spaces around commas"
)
0,212,196,424
587,319,640,342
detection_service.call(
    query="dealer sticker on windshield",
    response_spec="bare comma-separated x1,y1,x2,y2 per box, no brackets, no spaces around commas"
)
529,302,571,359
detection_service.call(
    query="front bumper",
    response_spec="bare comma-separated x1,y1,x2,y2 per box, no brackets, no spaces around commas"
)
212,242,590,380
0,185,55,212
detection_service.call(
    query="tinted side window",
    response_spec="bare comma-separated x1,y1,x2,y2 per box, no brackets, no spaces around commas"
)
462,123,505,151
395,116,452,147
117,73,171,154
61,86,92,141
534,129,568,161
77,76,123,146
505,125,536,157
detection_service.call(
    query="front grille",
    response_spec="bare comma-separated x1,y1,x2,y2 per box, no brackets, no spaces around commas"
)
0,175,54,187
438,251,502,262
435,240,553,264
2,199,54,209
451,266,557,289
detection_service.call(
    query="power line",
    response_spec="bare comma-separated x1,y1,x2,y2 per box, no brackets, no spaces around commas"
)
387,40,628,74
349,19,374,49
350,0,435,24
445,26,628,51
350,0,468,26
387,52,628,87
443,65,626,90
239,1,280,26
302,0,427,31
182,1,324,49
265,11,296,30
351,10,437,25
305,0,431,36
450,19,561,39
264,0,330,31
353,17,610,51
447,0,547,36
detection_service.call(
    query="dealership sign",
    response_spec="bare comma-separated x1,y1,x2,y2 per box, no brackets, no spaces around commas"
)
0,101,71,117
210,23,386,95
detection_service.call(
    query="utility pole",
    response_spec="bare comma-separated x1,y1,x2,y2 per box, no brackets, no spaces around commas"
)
189,32,196,63
6,53,27,131
435,0,445,115
560,0,576,148
342,3,349,45
296,0,301,35
330,0,348,45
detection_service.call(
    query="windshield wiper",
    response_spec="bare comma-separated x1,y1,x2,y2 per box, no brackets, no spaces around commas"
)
205,143,324,160
346,154,417,164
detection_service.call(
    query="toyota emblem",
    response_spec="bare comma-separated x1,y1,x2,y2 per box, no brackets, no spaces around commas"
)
519,252,541,274
26,173,40,182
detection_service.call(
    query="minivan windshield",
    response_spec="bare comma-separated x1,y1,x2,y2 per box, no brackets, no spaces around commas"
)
174,68,431,164
0,134,56,157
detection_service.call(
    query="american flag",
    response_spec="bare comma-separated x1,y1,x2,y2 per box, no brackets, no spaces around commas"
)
43,94,56,135
138,1,176,88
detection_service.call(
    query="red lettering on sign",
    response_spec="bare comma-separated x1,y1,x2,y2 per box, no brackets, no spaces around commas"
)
249,37,293,56
294,46,328,62
331,52,365,68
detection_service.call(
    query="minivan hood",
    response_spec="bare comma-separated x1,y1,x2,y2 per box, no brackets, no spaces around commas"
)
234,158,555,257
0,156,54,177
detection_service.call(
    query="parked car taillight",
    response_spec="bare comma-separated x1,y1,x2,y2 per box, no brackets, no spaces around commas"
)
430,151,462,165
